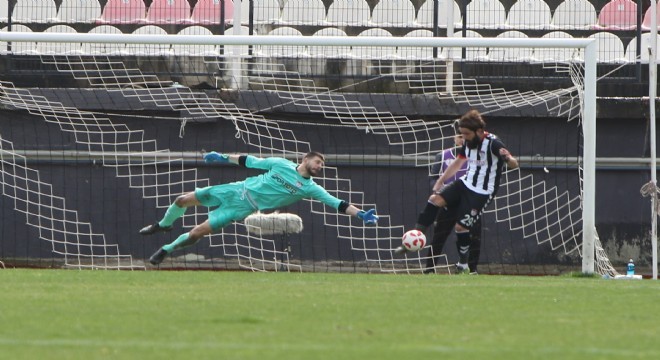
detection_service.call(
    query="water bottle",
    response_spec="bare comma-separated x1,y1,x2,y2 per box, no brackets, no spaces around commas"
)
626,259,635,276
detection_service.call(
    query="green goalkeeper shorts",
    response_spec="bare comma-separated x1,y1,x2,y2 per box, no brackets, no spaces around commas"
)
195,182,257,232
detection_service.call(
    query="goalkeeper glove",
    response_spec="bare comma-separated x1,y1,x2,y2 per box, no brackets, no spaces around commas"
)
357,209,379,225
203,151,230,164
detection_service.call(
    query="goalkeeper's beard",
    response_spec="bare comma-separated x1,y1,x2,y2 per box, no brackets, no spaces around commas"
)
306,164,321,176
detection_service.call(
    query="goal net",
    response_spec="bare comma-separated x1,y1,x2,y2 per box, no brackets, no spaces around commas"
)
0,31,616,275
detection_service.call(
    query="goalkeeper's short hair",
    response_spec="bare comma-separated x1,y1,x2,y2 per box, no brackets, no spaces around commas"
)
304,151,325,162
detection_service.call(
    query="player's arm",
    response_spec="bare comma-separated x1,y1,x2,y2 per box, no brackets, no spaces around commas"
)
311,185,379,225
499,148,518,169
432,156,466,193
491,140,519,169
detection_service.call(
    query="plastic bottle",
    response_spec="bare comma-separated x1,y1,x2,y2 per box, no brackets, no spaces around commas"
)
626,259,635,276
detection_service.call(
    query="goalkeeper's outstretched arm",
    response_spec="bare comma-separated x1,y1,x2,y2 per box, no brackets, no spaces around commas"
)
340,202,379,225
203,151,240,165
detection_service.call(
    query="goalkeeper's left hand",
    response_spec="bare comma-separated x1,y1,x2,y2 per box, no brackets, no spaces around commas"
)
357,209,379,225
203,151,230,164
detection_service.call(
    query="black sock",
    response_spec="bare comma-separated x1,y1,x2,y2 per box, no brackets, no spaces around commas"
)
415,202,440,232
456,231,471,264
468,236,481,272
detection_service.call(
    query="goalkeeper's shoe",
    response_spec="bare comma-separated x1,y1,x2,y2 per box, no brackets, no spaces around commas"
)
455,262,470,274
139,223,172,235
394,246,408,255
149,247,169,265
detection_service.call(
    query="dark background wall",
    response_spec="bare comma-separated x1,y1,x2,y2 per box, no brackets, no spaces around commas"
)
0,104,654,271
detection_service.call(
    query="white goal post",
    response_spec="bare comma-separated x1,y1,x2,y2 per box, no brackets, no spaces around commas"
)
0,32,598,273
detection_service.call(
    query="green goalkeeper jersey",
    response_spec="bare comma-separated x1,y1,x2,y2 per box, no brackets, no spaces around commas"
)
242,155,343,211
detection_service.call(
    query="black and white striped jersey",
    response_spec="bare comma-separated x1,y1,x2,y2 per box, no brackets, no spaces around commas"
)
457,132,507,195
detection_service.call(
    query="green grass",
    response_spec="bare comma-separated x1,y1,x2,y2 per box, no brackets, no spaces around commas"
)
1,269,659,360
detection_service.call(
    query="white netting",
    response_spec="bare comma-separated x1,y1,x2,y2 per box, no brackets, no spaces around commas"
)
0,35,617,274
0,134,140,269
0,79,307,272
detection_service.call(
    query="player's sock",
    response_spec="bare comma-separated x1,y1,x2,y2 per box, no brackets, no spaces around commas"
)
162,233,192,253
468,236,481,273
158,203,186,228
415,202,440,232
456,231,471,265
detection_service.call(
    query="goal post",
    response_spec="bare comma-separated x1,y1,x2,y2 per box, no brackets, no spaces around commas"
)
0,31,600,274
582,39,597,275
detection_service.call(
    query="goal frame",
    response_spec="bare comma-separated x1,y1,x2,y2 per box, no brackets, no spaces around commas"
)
0,32,598,273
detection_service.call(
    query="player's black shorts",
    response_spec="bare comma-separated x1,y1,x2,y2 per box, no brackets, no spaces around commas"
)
438,180,491,229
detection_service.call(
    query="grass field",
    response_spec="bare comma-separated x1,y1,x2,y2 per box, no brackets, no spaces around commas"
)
1,269,659,360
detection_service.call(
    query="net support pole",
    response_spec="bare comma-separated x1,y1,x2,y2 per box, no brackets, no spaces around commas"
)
444,0,454,94
229,0,244,90
650,0,658,280
582,40,597,274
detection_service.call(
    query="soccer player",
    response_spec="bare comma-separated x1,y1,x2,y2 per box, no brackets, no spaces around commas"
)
425,134,483,274
140,151,379,265
397,110,518,273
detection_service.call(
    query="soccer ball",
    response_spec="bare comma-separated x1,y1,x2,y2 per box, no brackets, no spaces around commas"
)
401,229,426,251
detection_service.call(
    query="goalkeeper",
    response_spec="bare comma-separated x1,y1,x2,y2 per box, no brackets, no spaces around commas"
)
140,151,379,265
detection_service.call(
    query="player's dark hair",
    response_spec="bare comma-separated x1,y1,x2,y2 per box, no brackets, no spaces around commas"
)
304,151,325,162
458,110,486,132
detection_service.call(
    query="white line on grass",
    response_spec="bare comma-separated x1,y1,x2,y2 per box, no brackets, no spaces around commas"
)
0,338,658,357
0,338,328,351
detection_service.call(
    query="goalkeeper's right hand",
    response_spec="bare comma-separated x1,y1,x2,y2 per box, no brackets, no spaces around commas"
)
203,151,230,164
357,209,379,225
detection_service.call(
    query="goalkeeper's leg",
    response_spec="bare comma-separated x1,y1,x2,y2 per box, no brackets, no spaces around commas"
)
149,205,252,265
149,220,213,265
140,193,200,235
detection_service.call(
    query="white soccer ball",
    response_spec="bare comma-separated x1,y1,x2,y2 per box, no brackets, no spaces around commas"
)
401,229,426,251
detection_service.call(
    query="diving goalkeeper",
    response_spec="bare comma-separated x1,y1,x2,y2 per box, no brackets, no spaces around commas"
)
140,151,379,265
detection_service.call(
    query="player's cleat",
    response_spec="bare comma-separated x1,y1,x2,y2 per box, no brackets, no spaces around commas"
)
149,248,169,265
455,262,470,274
423,267,436,274
139,223,172,235
394,246,408,255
